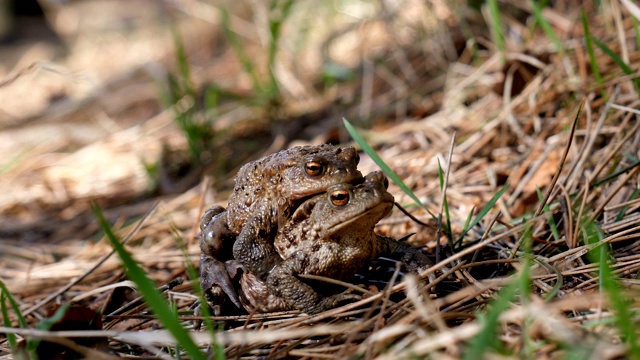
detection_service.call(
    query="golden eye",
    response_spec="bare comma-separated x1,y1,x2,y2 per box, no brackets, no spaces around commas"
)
305,161,323,176
330,189,350,206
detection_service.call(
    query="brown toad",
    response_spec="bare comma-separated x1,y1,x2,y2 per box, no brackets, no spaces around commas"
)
237,171,433,314
200,144,363,308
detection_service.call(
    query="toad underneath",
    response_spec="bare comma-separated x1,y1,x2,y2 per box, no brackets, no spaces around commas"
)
237,171,432,314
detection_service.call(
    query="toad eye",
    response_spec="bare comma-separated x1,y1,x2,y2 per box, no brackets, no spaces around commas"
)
305,161,324,177
329,189,350,206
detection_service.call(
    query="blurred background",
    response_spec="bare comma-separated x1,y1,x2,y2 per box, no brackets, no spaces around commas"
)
0,1,456,227
0,0,603,242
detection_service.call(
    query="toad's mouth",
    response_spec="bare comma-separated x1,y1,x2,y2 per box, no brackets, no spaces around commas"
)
325,198,394,232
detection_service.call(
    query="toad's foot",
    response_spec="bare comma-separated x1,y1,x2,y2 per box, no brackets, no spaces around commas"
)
200,255,243,309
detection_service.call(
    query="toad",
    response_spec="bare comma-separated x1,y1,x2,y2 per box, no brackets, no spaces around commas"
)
200,144,363,308
237,171,433,314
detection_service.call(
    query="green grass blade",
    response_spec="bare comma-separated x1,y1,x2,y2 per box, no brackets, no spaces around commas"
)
616,188,639,221
221,7,263,94
171,227,224,359
0,280,34,356
581,10,603,86
92,204,206,360
25,304,69,354
165,72,181,105
0,291,17,350
437,159,454,245
0,281,29,359
34,304,69,331
0,151,25,175
437,158,445,191
442,195,452,240
536,187,560,241
581,9,602,85
204,86,220,115
141,158,159,191
518,226,534,358
633,16,640,52
581,219,640,359
593,159,640,187
487,0,505,63
171,25,196,98
0,281,28,329
533,257,563,301
265,0,295,97
460,208,474,237
581,9,608,100
528,0,563,54
343,118,428,212
163,32,216,163
592,37,640,96
34,304,68,336
463,277,519,359
455,207,475,249
456,184,509,244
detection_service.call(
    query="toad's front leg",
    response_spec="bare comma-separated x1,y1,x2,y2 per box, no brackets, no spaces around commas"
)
232,205,283,281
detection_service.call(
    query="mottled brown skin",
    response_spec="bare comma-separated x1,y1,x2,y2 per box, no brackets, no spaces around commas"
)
238,171,433,314
200,144,363,308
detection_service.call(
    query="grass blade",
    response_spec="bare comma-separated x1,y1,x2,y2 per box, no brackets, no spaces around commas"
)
27,304,70,353
634,16,640,51
0,281,28,329
438,159,454,245
343,118,429,212
581,10,603,86
528,0,563,54
593,159,640,187
581,219,640,359
0,291,17,350
455,208,475,250
456,184,509,245
266,0,295,97
221,7,263,94
592,37,640,96
486,0,505,63
163,26,216,164
518,226,534,357
533,257,563,301
0,279,30,356
616,188,639,221
171,25,196,99
171,226,224,358
536,187,560,241
92,204,206,360
463,277,519,359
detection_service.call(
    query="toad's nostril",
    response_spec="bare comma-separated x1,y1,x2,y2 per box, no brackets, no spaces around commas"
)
383,177,389,189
